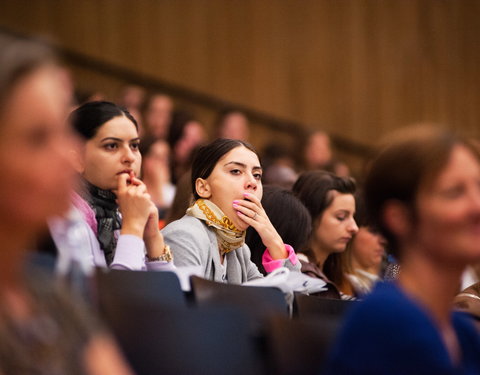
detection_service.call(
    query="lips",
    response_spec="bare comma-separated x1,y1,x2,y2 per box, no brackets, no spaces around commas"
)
117,169,133,176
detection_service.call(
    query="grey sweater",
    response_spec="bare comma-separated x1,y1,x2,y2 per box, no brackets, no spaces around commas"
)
162,215,300,284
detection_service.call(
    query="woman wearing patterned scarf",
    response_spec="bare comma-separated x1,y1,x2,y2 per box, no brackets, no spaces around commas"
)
69,101,173,270
162,138,300,283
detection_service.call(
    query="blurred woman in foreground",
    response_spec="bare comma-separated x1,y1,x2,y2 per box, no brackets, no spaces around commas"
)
0,35,133,374
323,126,480,374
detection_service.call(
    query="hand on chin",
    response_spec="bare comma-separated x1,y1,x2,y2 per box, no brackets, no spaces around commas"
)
229,211,249,231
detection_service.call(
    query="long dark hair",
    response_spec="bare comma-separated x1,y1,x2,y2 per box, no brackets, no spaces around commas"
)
293,171,356,225
292,170,356,284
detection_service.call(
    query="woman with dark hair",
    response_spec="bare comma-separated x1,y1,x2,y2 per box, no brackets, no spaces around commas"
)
292,170,358,299
162,138,300,283
323,126,480,374
66,100,173,270
245,185,311,275
167,109,206,184
339,191,386,297
139,136,175,224
0,34,133,374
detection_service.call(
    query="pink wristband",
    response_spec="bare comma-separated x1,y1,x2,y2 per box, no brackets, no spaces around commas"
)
262,244,298,273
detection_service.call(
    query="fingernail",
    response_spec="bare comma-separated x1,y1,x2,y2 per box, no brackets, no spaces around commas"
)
233,203,238,208
233,200,239,204
243,193,249,197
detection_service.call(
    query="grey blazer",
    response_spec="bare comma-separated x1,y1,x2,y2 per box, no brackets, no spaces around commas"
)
162,215,299,284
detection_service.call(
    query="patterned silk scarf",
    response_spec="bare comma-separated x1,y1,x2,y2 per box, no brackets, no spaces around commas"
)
186,199,245,255
82,180,122,266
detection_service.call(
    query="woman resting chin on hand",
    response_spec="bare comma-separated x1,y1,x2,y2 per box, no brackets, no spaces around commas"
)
162,138,300,284
67,101,174,271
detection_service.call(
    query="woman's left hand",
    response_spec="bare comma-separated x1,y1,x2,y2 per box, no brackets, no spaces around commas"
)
233,192,287,260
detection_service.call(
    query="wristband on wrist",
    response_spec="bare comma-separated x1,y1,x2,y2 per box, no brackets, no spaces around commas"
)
146,244,173,262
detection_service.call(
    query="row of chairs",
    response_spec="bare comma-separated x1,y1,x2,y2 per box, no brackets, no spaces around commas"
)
93,269,357,375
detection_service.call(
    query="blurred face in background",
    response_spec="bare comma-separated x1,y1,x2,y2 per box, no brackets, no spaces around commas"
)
142,139,171,182
218,112,250,141
304,131,332,169
174,120,206,163
350,226,386,272
144,94,173,139
0,66,75,230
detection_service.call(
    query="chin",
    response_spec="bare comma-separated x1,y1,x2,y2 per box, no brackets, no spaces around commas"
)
236,222,249,232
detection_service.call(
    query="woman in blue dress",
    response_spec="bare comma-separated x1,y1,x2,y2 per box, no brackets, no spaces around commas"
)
322,125,480,375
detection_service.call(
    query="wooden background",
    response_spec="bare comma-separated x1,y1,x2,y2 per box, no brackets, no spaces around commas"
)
1,0,479,174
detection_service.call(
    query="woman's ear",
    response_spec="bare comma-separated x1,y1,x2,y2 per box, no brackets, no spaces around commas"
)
195,178,212,199
382,200,412,239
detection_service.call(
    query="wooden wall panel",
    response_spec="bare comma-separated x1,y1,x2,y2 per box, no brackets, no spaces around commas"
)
1,0,480,154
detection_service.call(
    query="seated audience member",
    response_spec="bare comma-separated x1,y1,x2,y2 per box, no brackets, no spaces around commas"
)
322,126,480,374
118,84,146,135
167,109,207,184
118,84,146,113
261,143,298,189
139,136,176,223
214,108,250,141
162,138,300,283
53,101,174,272
0,34,133,374
246,185,311,275
302,130,333,171
323,158,351,177
292,171,358,299
339,191,386,297
142,92,174,140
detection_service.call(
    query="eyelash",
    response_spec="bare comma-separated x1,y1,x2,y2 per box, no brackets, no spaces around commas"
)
130,142,140,151
229,169,262,180
103,142,140,151
104,143,117,150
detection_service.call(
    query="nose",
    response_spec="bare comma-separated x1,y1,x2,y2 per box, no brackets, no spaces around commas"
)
245,173,258,192
121,145,136,165
348,218,359,234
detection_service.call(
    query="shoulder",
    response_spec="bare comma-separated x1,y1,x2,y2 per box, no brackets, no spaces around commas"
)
163,215,207,236
339,282,421,338
162,215,213,248
71,191,97,232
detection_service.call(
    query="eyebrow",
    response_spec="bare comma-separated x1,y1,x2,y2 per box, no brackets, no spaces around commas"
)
224,161,262,171
100,137,141,143
335,209,354,214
